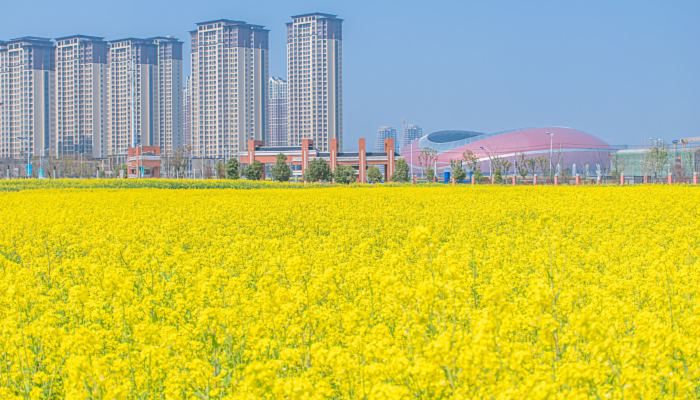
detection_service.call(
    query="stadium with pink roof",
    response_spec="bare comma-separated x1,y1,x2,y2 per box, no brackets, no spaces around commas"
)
401,127,614,178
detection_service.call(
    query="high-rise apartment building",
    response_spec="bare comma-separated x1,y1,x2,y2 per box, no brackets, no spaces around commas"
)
267,76,287,147
0,41,8,158
183,74,191,150
151,37,183,156
54,35,108,158
402,123,423,148
106,39,157,158
287,13,342,152
376,126,398,153
0,37,55,159
190,20,269,159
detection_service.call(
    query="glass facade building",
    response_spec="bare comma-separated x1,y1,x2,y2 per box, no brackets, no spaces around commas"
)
267,77,288,147
375,126,397,153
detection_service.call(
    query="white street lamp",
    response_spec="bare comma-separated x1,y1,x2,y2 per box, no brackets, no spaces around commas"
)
479,146,493,179
546,131,554,181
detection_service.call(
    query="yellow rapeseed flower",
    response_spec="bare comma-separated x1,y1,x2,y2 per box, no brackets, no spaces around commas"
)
0,183,698,398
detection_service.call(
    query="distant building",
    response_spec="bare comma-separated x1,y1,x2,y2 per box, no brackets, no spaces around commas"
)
287,13,343,152
106,38,157,157
267,77,288,147
54,35,108,158
190,20,269,159
151,37,183,156
402,124,423,149
615,144,700,179
376,126,398,153
0,37,55,159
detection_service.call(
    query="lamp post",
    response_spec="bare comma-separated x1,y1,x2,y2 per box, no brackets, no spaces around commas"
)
17,136,31,178
39,148,45,179
672,139,680,182
409,141,414,181
546,131,554,182
139,143,143,178
0,100,5,178
479,146,493,182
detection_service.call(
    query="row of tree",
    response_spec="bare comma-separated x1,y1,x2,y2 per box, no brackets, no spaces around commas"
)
223,154,413,183
418,147,601,183
174,141,695,182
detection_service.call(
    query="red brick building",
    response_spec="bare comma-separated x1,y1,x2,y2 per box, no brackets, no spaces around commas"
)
239,137,396,182
127,146,161,178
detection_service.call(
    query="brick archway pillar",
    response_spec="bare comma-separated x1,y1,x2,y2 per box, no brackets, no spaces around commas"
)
301,139,312,179
384,137,395,182
330,138,338,173
247,139,256,165
358,138,367,183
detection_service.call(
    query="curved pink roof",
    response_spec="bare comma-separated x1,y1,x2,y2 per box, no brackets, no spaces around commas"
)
401,127,612,170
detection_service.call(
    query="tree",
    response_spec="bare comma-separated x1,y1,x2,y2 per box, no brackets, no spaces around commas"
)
472,167,483,183
215,161,226,179
367,166,383,183
526,158,537,178
611,154,625,179
334,165,356,184
226,158,240,179
203,164,214,179
462,150,478,173
502,159,512,179
516,153,529,180
119,163,128,179
392,159,410,182
243,160,264,180
304,158,332,182
462,150,480,183
491,156,511,184
450,160,466,183
643,141,669,182
535,157,549,178
418,148,438,179
270,154,292,182
425,168,436,182
172,147,189,178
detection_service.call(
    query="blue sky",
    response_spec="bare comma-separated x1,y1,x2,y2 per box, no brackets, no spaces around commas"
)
2,0,698,147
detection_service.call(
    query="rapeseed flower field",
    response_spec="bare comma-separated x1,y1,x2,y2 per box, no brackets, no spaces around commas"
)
0,183,698,399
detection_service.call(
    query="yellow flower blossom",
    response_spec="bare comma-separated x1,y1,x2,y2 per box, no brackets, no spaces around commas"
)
0,182,698,398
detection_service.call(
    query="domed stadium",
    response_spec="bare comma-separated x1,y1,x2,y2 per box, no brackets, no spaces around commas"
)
401,127,613,176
